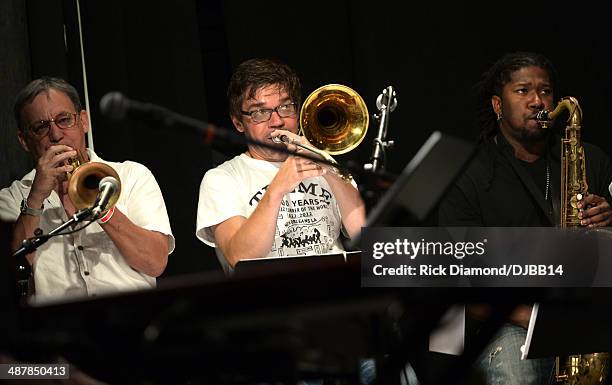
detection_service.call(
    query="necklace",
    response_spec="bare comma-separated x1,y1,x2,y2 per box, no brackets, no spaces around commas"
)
545,161,550,201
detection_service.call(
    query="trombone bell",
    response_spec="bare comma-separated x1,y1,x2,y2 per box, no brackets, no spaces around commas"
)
300,84,369,155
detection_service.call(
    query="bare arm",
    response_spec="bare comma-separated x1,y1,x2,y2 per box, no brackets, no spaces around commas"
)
99,208,169,277
212,190,282,268
11,208,43,265
322,171,366,239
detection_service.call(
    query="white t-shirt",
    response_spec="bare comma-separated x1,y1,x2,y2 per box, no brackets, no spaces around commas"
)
0,149,175,304
196,153,346,274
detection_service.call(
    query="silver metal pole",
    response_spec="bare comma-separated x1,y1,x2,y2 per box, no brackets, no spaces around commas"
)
75,0,94,151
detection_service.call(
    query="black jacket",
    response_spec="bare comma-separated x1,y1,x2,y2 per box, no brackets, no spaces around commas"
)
439,134,612,226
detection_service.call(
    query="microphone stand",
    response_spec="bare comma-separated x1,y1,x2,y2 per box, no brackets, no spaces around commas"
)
13,207,95,297
364,86,397,173
358,86,398,209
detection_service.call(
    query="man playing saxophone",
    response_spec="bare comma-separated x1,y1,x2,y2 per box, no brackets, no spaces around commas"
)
196,58,365,274
439,52,612,385
0,77,174,303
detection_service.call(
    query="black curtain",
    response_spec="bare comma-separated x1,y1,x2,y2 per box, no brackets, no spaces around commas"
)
4,0,612,277
0,0,34,189
79,0,218,276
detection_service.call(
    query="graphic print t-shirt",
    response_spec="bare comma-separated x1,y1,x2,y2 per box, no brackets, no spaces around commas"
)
196,153,346,274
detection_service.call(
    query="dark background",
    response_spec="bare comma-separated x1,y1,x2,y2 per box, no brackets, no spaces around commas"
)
2,0,611,279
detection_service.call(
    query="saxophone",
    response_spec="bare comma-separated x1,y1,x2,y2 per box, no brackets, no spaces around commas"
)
536,96,610,385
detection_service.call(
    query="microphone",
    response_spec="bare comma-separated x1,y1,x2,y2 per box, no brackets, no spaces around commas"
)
99,92,239,145
98,92,341,167
100,92,174,122
92,176,120,218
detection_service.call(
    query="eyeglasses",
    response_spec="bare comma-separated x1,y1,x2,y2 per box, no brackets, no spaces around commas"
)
27,112,79,138
241,103,298,123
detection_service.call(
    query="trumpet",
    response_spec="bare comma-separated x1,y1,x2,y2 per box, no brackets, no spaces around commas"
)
273,84,369,182
14,150,122,298
66,149,122,214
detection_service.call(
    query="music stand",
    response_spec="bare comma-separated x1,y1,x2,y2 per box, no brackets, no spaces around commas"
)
363,131,476,228
350,131,477,385
233,251,361,276
349,131,475,254
523,301,612,359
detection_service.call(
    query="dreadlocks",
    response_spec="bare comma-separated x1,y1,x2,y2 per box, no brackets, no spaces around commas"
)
473,52,558,142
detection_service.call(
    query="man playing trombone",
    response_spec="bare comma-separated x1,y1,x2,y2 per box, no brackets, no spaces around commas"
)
196,58,365,274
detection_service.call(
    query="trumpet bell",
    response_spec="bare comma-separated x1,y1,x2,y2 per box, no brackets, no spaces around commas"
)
68,162,121,211
300,84,369,155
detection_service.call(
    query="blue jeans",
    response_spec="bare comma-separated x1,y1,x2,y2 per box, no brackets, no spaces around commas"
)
359,358,421,385
474,324,554,385
255,358,418,385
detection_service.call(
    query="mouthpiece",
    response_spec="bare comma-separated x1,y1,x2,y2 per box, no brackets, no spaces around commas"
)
536,110,550,121
272,135,291,144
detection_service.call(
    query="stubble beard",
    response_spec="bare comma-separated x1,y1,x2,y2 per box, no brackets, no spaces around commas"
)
506,118,549,144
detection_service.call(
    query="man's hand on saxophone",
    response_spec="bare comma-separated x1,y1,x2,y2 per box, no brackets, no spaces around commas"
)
577,193,612,227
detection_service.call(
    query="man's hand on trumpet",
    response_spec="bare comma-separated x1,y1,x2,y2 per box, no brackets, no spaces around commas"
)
28,145,77,210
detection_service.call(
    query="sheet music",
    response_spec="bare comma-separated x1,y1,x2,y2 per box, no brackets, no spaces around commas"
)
521,303,539,360
237,250,361,263
429,304,465,355
234,251,361,275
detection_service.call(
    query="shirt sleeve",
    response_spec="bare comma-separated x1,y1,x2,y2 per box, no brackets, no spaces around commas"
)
196,167,246,247
590,146,612,201
338,177,359,238
119,162,175,254
0,181,25,223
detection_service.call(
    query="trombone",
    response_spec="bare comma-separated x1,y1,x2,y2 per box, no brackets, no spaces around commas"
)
273,84,369,181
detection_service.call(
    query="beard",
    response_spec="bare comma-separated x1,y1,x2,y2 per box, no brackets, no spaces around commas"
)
519,127,548,143
508,118,549,144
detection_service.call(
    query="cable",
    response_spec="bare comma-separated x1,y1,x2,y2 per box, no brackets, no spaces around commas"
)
25,219,97,244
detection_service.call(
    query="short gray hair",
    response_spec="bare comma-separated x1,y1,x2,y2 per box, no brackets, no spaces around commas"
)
14,77,82,130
